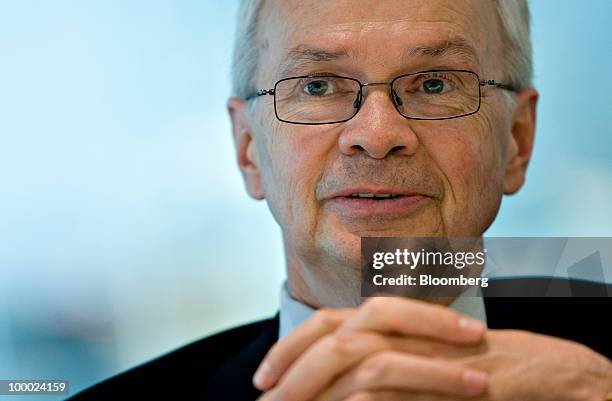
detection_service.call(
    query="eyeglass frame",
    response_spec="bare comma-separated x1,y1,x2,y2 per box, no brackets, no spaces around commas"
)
245,69,518,125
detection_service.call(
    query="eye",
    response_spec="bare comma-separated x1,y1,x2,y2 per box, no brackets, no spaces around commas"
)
304,80,330,96
422,78,445,94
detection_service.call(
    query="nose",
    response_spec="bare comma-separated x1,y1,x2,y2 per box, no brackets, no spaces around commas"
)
338,86,419,159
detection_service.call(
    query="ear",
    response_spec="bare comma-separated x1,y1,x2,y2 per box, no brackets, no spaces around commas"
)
503,87,538,195
227,97,264,200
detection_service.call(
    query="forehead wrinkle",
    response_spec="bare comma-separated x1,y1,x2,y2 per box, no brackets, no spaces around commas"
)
278,46,352,78
276,37,480,80
302,18,455,31
265,2,491,82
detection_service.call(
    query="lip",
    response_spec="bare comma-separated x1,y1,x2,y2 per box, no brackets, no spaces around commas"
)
328,187,423,198
325,187,432,216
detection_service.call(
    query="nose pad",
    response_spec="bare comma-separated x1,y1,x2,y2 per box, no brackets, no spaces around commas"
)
353,91,362,109
392,89,403,106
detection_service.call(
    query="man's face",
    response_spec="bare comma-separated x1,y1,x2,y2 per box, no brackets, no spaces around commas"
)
235,0,526,270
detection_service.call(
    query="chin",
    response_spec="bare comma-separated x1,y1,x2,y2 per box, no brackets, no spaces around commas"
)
313,217,447,270
314,228,363,269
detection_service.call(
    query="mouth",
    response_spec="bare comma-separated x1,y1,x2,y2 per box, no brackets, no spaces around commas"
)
346,193,403,199
326,189,432,216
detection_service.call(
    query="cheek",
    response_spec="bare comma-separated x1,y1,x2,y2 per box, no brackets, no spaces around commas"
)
257,121,337,235
419,111,505,234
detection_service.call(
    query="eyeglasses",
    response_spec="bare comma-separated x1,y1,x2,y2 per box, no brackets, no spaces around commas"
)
245,70,516,125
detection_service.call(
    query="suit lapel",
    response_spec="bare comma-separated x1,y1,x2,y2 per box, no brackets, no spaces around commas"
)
204,313,279,401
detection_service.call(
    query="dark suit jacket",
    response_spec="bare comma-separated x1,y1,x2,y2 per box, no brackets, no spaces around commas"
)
68,278,611,401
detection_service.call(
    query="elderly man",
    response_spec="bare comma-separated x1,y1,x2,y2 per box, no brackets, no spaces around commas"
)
71,0,612,400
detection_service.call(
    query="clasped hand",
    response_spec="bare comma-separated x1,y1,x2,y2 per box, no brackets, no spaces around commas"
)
254,297,612,401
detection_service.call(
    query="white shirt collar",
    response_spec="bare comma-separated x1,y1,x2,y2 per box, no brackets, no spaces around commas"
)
279,280,487,340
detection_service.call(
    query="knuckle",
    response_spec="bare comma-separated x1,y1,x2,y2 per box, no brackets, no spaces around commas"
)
430,303,460,324
313,308,341,329
362,297,394,320
449,366,470,388
434,305,463,336
355,351,394,384
321,333,358,357
364,296,392,311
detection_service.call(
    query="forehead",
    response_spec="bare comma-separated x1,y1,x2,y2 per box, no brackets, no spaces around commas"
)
258,0,501,78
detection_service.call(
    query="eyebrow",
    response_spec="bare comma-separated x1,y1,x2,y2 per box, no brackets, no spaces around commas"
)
277,37,480,78
277,46,351,78
404,38,480,66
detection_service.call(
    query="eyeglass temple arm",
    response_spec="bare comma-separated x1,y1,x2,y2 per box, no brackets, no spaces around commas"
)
245,88,275,101
479,80,517,92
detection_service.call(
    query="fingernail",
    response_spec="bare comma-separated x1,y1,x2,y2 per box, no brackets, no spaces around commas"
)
458,317,485,338
253,361,272,389
463,370,487,395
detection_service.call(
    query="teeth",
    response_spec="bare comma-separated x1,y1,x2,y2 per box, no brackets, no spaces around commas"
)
349,193,400,199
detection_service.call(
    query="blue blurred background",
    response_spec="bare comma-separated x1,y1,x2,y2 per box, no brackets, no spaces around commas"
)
0,0,610,398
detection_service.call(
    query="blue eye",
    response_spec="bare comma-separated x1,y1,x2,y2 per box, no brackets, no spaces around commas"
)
423,79,444,94
305,80,329,96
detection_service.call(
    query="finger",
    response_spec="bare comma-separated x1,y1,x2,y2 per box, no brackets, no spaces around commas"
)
387,334,487,359
341,390,477,401
340,390,406,401
338,297,485,343
253,307,355,390
317,350,487,401
257,334,485,401
257,331,394,401
340,390,466,401
255,297,486,391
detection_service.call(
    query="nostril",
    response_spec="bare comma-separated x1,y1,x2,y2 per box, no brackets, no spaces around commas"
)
390,145,405,153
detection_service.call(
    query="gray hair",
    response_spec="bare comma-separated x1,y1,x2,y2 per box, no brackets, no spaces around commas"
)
231,0,267,101
231,0,533,101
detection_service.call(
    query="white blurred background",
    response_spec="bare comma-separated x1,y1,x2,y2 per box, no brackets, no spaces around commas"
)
0,1,611,398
